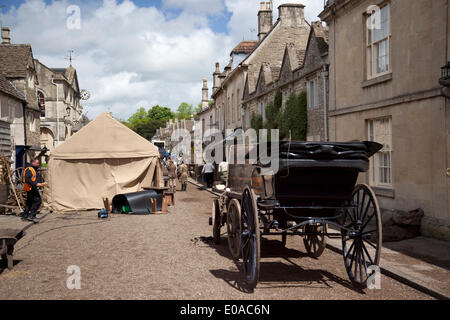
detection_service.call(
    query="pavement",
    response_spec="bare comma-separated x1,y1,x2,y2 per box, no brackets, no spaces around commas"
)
192,178,450,300
0,182,439,300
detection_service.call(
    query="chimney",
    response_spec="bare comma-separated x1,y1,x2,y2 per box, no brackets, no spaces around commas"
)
202,79,209,110
278,3,306,27
258,2,273,41
213,62,220,91
1,28,11,44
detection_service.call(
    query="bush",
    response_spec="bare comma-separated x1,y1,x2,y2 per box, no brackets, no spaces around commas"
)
250,113,263,132
281,91,307,141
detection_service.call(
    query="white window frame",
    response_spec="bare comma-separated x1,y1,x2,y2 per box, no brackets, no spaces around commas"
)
307,78,318,109
367,117,393,188
366,3,391,79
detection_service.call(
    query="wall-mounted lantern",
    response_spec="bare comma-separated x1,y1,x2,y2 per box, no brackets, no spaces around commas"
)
440,62,450,86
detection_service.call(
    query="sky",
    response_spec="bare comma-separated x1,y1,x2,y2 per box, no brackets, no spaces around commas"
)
0,0,325,120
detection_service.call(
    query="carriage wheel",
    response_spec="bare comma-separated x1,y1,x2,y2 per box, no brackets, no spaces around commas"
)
303,224,327,258
212,199,222,245
341,184,382,287
240,186,260,289
227,199,242,260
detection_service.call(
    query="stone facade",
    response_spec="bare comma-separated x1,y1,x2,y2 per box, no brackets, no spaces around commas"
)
243,22,329,142
154,117,195,159
320,0,450,240
207,3,312,137
35,59,84,152
0,72,26,161
0,29,41,168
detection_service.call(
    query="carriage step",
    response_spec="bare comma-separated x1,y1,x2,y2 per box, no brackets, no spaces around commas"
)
257,200,279,210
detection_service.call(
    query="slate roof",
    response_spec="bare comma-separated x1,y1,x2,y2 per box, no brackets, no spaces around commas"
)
0,72,25,101
0,44,33,78
311,21,329,55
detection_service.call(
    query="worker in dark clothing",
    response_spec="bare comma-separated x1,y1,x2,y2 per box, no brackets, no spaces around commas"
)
20,159,47,222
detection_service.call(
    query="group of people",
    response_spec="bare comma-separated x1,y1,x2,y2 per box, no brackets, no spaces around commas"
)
162,154,229,192
202,160,228,189
162,155,189,192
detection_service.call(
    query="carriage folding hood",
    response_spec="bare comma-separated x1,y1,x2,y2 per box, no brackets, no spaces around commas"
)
46,112,164,212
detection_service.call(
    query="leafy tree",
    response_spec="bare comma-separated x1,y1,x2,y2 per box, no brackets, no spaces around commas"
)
281,91,308,140
250,113,263,132
176,102,194,120
127,107,148,128
148,105,174,122
124,105,175,141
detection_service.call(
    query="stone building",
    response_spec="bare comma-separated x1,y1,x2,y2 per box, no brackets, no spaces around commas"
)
320,0,450,240
209,41,258,135
0,72,26,161
34,59,84,153
242,21,329,142
154,117,195,160
0,28,41,168
209,2,311,137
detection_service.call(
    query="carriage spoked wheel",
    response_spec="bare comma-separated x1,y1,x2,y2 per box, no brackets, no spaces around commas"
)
240,186,261,289
212,199,222,245
227,199,241,260
303,223,327,258
341,184,382,287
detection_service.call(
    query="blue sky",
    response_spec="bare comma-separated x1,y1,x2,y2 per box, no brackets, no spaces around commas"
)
0,0,323,120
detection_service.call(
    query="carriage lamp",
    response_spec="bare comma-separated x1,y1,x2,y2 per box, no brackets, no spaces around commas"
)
440,62,450,86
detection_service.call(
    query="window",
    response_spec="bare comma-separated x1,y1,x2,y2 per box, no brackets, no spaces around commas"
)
307,78,318,108
227,97,230,125
232,93,235,123
258,101,265,122
368,117,392,187
245,107,249,129
29,112,36,132
237,89,241,121
38,91,45,118
366,3,390,79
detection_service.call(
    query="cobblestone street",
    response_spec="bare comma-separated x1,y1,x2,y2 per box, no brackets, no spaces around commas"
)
0,184,433,300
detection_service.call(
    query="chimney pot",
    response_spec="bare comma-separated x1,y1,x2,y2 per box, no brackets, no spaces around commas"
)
1,27,11,44
258,3,273,41
278,3,306,27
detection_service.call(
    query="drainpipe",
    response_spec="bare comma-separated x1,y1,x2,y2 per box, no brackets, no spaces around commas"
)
322,64,329,142
22,102,27,146
51,76,59,146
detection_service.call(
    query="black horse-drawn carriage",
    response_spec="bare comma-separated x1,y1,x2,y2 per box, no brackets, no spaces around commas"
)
210,141,383,289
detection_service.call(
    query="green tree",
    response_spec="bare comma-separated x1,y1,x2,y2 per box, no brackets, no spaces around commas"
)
148,105,174,122
281,91,308,140
127,107,148,128
250,113,263,132
176,102,194,120
124,105,174,141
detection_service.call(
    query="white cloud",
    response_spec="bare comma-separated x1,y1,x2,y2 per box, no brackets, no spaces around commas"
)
162,0,225,14
1,0,324,120
225,0,324,40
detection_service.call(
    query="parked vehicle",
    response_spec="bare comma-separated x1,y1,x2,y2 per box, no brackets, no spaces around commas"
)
210,141,383,289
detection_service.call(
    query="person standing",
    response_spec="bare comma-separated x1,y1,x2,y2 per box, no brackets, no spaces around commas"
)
218,160,229,186
202,161,215,189
166,159,177,192
20,159,47,222
177,161,189,191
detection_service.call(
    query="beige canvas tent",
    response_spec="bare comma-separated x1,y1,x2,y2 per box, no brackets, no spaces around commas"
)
46,112,163,212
